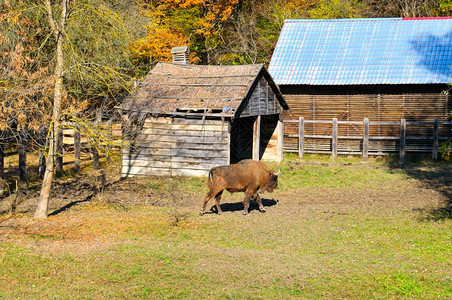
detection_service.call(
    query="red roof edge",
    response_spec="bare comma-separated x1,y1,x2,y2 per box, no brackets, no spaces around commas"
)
402,17,452,20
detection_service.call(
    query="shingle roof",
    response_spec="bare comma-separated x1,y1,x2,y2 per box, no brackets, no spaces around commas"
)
120,62,287,115
269,17,452,85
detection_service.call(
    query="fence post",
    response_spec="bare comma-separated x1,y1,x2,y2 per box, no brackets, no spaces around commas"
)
299,117,304,159
0,136,4,180
400,118,406,163
253,115,261,161
363,118,369,159
38,126,47,178
92,108,102,169
18,128,27,186
277,119,284,162
332,118,338,159
432,118,439,161
74,124,81,173
56,127,63,177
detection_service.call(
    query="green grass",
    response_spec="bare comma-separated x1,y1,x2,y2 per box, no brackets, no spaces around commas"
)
279,153,410,190
2,207,450,299
0,155,451,299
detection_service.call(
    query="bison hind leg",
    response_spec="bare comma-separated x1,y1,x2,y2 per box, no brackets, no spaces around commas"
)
242,191,255,215
200,189,224,216
214,191,224,215
200,191,214,216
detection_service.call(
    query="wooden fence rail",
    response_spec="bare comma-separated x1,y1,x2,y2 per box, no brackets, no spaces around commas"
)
283,117,452,161
0,121,122,186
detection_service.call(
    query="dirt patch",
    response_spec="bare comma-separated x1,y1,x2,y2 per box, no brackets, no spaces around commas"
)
0,160,450,252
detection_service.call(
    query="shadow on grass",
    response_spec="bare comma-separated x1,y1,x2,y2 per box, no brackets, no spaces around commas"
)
48,178,121,217
389,157,451,221
205,198,279,215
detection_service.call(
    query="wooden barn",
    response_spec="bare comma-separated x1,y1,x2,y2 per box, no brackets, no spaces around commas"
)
118,60,288,177
269,17,452,155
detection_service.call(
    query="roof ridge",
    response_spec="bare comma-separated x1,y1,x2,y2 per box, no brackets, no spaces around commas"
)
157,61,264,68
285,17,452,23
402,17,452,20
285,18,402,23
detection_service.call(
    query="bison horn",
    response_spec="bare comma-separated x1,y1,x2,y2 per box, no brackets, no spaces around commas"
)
274,167,281,176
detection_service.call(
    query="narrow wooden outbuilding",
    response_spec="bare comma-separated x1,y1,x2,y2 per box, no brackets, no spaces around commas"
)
118,62,288,177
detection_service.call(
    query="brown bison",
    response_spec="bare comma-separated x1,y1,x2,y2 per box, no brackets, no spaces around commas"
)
200,159,280,215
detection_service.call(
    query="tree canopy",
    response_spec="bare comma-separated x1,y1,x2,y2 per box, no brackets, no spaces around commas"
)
129,0,452,71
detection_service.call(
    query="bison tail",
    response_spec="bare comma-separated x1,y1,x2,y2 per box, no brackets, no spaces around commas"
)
207,169,214,189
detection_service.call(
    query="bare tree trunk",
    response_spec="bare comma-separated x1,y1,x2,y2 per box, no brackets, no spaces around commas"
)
35,0,68,219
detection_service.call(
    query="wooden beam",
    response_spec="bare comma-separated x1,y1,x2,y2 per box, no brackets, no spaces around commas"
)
332,118,338,159
277,119,284,162
363,117,369,159
0,137,4,180
92,108,102,170
432,118,439,161
38,126,46,178
114,107,234,119
253,116,261,161
56,128,63,177
298,117,304,159
158,83,248,87
18,128,27,185
148,72,255,79
400,118,406,163
74,124,81,173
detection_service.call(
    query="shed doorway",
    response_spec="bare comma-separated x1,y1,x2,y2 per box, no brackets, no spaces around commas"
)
229,114,279,164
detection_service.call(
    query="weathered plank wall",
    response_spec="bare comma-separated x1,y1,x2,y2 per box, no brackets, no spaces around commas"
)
281,84,451,153
240,78,282,117
122,117,229,177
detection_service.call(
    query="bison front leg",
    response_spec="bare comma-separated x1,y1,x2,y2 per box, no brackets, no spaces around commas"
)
255,194,266,213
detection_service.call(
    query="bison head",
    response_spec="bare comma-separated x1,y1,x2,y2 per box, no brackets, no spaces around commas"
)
264,168,280,193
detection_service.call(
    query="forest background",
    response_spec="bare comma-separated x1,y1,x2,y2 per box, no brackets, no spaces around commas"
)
2,0,452,132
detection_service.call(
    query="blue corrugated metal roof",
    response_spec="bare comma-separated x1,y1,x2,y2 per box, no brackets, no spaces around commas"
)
268,18,452,85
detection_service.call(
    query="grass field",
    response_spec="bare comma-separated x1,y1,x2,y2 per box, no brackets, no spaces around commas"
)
0,154,451,299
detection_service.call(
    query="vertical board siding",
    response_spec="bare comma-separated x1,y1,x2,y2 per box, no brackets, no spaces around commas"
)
281,85,451,152
241,78,283,117
285,118,452,157
122,117,229,177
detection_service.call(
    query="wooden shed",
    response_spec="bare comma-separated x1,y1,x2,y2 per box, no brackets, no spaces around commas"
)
118,62,288,177
269,18,452,154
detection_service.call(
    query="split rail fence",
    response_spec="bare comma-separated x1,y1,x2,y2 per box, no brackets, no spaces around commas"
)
283,117,452,161
0,121,121,185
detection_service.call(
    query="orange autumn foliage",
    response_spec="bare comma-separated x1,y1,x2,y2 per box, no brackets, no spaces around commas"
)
131,0,239,65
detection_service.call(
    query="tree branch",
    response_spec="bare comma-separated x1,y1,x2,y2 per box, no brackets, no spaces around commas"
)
44,0,58,39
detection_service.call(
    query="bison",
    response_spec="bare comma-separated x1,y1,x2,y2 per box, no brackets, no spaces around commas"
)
200,159,280,215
